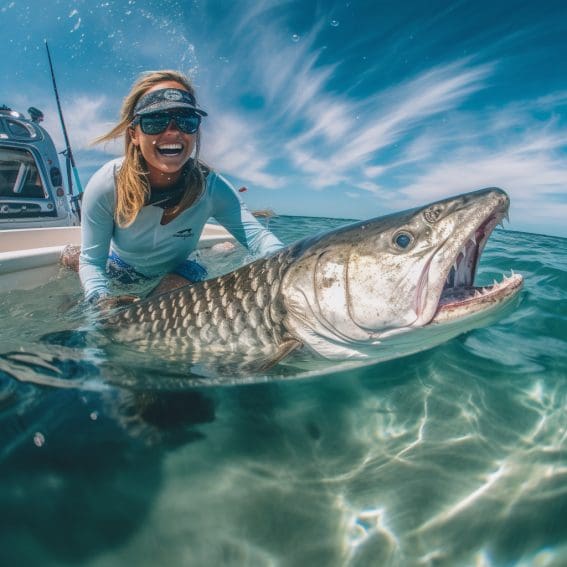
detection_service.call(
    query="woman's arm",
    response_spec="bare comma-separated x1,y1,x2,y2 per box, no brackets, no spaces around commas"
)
211,174,284,256
78,162,117,302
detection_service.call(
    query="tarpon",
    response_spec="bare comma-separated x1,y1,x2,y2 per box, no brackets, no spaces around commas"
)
104,187,523,375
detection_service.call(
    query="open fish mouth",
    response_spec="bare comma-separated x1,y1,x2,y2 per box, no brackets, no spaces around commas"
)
433,210,523,321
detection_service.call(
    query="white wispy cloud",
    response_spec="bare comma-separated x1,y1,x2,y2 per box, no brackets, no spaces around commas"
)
355,181,382,195
201,113,284,189
377,93,565,178
193,6,567,235
40,96,124,175
277,58,494,191
387,124,567,234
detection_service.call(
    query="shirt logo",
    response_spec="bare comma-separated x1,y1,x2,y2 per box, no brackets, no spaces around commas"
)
173,228,194,238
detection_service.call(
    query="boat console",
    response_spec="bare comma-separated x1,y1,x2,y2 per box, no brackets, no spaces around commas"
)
0,105,80,230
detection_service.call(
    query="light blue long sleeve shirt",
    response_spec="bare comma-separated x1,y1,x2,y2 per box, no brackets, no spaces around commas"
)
79,158,283,301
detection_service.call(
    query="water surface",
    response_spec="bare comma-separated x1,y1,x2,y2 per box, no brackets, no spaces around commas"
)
0,216,565,566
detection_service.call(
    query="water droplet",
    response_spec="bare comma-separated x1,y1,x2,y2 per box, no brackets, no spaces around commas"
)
33,432,45,447
291,34,300,42
330,19,339,27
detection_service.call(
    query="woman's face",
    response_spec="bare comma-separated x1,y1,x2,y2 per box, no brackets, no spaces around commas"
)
130,80,197,186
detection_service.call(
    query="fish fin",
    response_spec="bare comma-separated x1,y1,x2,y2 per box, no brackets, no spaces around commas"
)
243,339,303,373
190,340,303,379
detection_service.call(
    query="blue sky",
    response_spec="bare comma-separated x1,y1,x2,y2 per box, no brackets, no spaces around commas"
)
1,0,566,237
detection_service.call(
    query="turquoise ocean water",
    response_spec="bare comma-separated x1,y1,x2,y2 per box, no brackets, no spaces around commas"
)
0,215,566,566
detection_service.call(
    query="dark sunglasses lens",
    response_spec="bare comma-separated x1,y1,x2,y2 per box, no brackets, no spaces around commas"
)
175,114,201,134
139,113,201,135
140,115,170,135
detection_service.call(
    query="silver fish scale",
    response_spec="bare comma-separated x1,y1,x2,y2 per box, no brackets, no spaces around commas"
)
107,250,295,354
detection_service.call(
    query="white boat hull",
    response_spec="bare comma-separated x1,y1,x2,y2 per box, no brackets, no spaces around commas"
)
0,224,235,292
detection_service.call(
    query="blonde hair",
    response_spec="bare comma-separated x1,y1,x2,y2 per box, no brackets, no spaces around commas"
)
95,70,208,227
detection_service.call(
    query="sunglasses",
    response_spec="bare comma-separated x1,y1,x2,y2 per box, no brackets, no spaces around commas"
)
131,112,202,135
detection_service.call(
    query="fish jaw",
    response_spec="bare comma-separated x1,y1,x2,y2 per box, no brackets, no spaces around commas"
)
415,188,520,327
432,272,523,324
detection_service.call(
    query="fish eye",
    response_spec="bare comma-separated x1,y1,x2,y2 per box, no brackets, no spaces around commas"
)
394,231,413,249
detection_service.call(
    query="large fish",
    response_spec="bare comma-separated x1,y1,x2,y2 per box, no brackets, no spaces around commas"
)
105,187,523,375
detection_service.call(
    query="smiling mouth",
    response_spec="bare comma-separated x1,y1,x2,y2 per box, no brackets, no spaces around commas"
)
157,143,184,156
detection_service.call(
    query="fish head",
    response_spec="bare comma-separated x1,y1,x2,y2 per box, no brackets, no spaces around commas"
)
282,187,523,359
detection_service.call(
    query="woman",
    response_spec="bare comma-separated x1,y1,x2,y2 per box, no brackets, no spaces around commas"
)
75,70,283,308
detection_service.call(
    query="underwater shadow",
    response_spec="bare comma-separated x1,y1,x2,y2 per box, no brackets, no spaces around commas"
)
0,374,216,566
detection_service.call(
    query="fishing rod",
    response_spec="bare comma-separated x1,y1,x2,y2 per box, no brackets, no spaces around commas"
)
45,40,83,208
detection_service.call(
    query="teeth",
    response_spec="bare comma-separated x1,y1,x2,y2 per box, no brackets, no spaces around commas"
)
158,143,182,150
